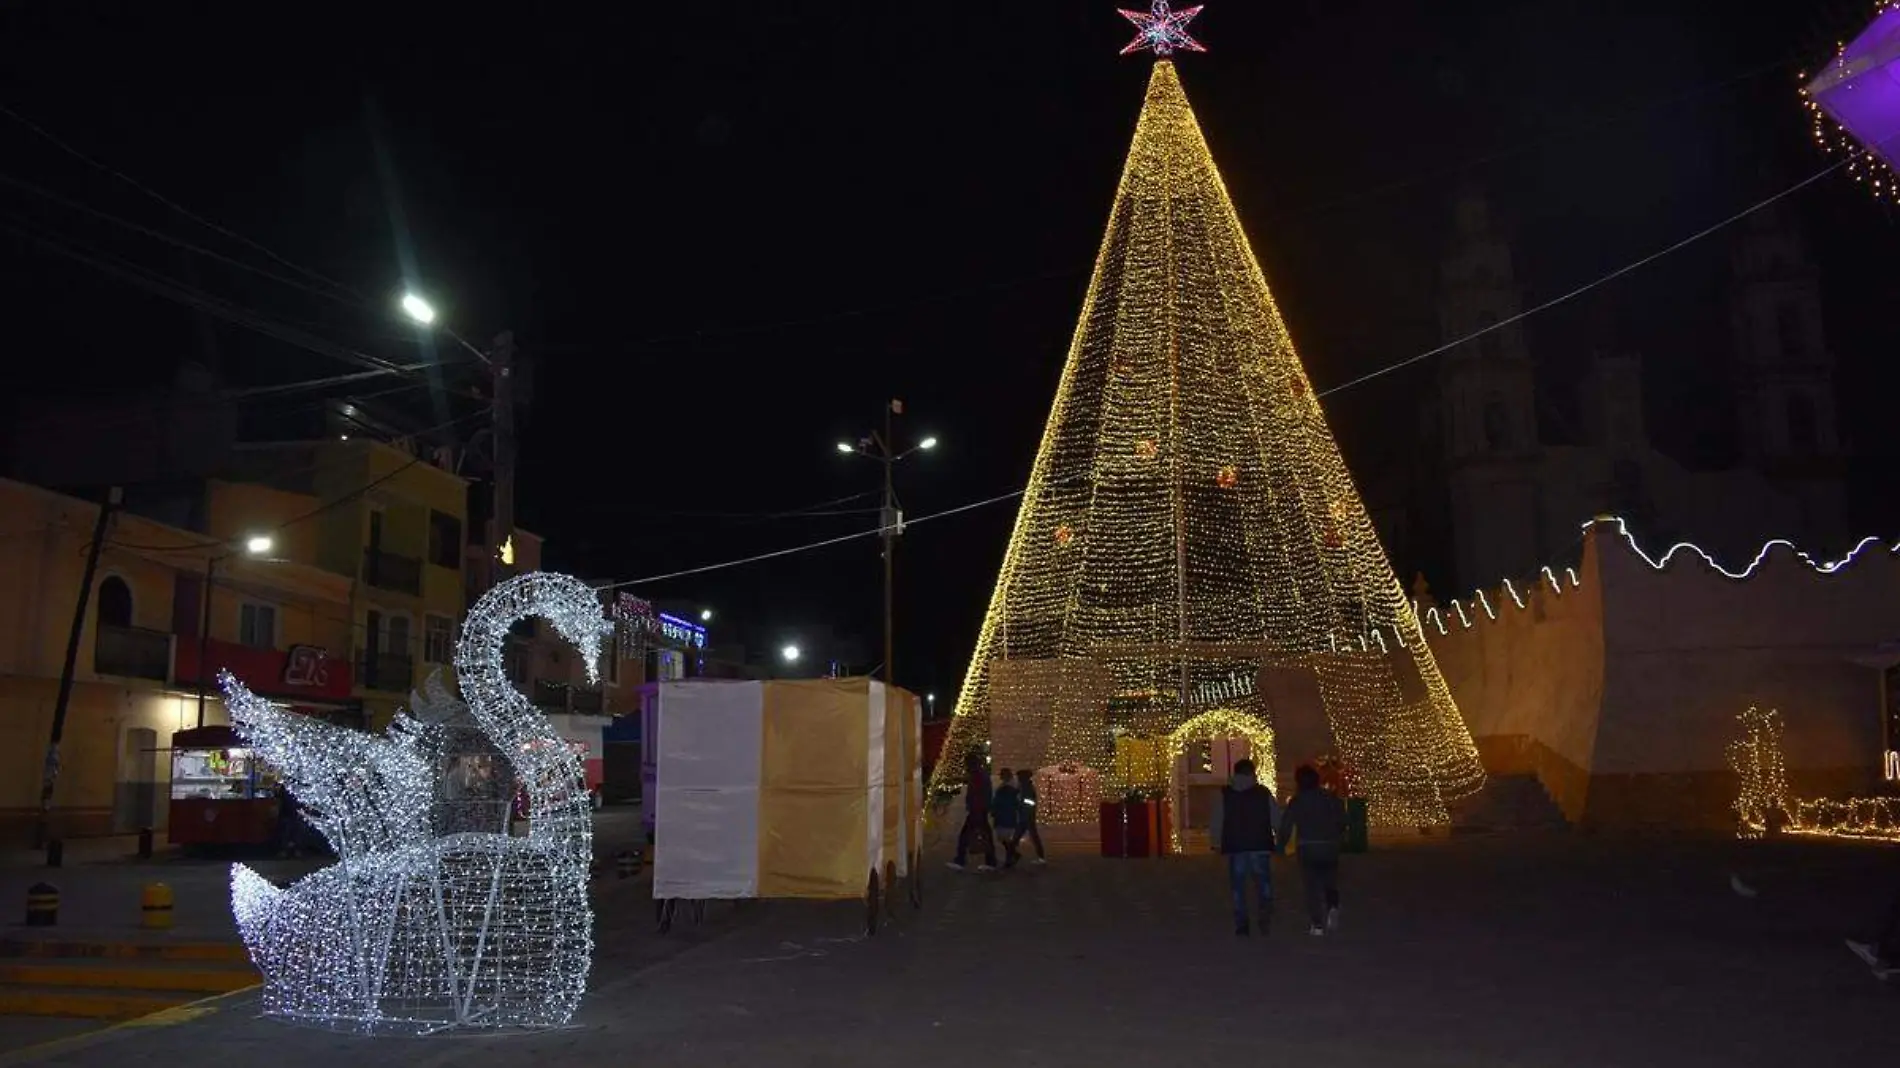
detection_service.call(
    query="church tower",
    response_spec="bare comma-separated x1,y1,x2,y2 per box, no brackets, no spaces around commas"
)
1728,207,1847,544
1436,192,1544,591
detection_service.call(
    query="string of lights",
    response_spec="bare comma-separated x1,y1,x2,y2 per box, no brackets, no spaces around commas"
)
926,61,1484,829
1728,707,1900,842
224,572,607,1033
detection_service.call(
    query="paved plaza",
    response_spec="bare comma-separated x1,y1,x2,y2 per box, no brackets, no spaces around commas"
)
0,831,1895,1067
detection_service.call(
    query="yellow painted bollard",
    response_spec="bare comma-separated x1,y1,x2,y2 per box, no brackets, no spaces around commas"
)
141,882,173,930
25,883,57,927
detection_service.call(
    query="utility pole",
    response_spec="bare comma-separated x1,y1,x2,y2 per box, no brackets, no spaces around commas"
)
195,554,218,728
881,399,900,690
38,486,122,852
490,330,517,591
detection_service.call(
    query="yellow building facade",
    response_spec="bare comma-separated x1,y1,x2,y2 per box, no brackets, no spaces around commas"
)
0,478,353,842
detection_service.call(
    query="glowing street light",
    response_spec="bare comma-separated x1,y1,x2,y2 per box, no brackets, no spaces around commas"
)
781,644,802,663
699,608,714,622
399,292,438,325
918,436,939,451
244,535,275,556
836,441,857,454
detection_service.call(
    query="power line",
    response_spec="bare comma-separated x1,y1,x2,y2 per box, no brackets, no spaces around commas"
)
0,103,364,302
104,409,489,555
1315,154,1854,398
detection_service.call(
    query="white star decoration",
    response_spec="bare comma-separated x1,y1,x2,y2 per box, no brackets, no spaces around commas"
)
1119,1,1206,57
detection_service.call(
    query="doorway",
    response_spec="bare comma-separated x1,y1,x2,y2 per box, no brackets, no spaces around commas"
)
115,726,159,833
1165,709,1277,852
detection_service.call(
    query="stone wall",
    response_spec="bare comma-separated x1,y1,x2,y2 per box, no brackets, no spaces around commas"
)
1426,520,1900,831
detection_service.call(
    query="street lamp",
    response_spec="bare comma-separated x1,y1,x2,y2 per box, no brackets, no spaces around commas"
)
700,608,714,623
399,292,438,326
834,402,938,693
927,692,937,718
196,534,280,728
781,644,802,663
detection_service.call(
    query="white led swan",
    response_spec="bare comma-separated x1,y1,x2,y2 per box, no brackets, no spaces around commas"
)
222,572,610,1034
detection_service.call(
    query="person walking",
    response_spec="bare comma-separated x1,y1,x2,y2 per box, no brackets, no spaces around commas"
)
1012,768,1047,866
1208,758,1280,936
1280,763,1348,937
991,768,1024,867
949,751,999,872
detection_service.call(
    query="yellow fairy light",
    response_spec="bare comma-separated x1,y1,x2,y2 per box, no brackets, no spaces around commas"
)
1728,706,1900,841
928,61,1485,828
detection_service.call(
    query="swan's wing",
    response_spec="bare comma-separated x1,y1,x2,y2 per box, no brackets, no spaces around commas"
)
219,672,434,854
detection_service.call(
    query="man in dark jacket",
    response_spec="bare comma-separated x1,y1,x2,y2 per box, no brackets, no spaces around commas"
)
1280,763,1348,936
1208,758,1281,936
991,769,1025,867
949,751,998,872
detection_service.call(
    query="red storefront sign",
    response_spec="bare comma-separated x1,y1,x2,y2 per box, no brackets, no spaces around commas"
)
174,638,354,702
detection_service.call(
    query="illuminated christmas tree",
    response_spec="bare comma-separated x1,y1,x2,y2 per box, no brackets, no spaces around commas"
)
930,40,1485,828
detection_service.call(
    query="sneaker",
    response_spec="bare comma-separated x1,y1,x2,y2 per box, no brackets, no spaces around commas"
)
1326,906,1340,932
1847,940,1883,969
1032,857,1047,866
946,861,967,873
976,864,997,873
1308,924,1325,937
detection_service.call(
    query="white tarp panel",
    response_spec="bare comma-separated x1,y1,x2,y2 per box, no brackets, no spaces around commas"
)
866,681,886,878
654,680,763,899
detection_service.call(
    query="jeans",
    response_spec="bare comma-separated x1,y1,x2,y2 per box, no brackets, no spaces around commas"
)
955,811,997,867
1226,851,1274,928
1298,842,1341,927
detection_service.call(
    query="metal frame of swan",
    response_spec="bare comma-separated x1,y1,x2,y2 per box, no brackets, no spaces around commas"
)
220,572,612,1034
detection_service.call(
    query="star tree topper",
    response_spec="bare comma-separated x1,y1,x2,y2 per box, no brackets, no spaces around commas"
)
1119,1,1206,57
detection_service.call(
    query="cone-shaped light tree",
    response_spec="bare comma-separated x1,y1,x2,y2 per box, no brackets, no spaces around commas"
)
929,50,1485,828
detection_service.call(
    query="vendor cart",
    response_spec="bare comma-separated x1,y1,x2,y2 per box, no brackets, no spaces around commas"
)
168,725,281,848
651,677,923,935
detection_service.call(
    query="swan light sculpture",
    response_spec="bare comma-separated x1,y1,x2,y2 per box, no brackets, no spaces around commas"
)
221,572,611,1034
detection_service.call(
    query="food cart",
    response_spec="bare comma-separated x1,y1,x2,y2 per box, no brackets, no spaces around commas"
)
168,725,281,848
651,677,923,934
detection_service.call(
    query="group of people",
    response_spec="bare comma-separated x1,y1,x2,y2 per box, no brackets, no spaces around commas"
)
944,749,1349,938
948,753,1046,871
1213,758,1346,937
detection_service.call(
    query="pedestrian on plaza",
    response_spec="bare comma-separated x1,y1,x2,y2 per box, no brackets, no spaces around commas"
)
949,751,999,872
1013,768,1047,866
1208,758,1280,936
992,768,1025,867
1280,763,1347,937
1846,883,1900,980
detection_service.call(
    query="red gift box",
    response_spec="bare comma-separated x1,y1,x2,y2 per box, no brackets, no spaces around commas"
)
1099,799,1173,857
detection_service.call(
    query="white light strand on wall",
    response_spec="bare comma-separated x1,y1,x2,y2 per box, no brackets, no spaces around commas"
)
1588,516,1895,580
223,571,610,1035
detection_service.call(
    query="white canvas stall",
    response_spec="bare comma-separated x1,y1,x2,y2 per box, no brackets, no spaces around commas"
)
653,680,763,899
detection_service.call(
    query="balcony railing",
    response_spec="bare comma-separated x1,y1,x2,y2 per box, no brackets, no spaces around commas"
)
95,624,172,682
358,650,414,693
362,548,423,595
529,678,605,715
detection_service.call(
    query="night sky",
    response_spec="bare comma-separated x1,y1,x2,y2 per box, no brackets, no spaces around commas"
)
5,0,1898,707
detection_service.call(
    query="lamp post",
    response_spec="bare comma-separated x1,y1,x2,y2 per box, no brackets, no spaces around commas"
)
197,535,274,729
400,291,517,594
837,404,937,693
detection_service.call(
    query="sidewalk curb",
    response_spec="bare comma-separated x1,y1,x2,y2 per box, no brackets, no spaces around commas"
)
0,983,260,1066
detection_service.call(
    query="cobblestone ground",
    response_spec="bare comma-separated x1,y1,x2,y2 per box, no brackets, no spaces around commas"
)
5,833,1898,1067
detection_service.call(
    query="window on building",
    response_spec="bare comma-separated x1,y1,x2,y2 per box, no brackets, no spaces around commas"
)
1482,396,1511,451
384,616,412,669
96,576,132,629
239,603,276,649
424,614,454,664
1776,302,1806,361
1786,392,1819,453
428,510,462,570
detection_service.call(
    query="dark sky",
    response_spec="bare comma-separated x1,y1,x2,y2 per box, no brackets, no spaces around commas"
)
5,0,1898,706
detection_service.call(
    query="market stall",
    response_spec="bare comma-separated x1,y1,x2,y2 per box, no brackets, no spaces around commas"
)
651,677,922,933
169,725,280,847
